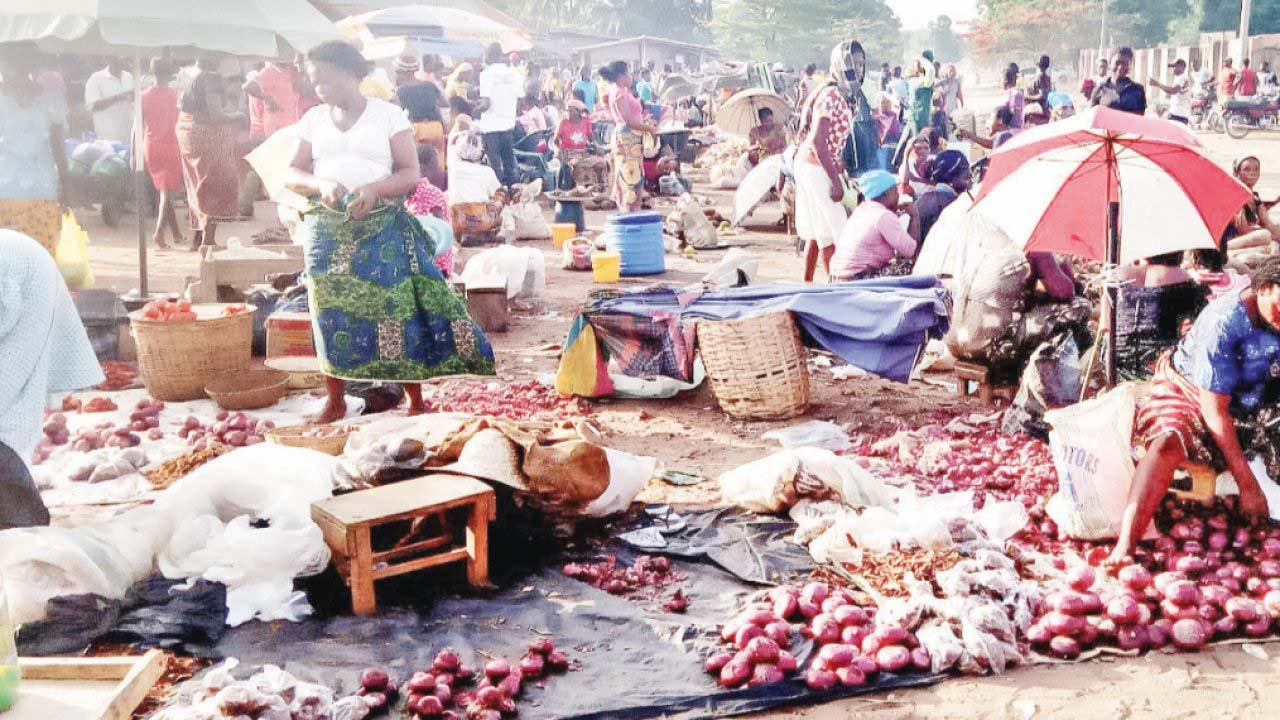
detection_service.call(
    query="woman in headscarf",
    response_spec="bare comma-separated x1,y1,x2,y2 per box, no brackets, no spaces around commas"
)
140,58,185,249
0,42,67,255
1223,156,1280,259
285,41,495,423
830,169,921,281
913,149,970,241
897,130,934,199
445,63,476,102
601,60,657,212
843,41,880,176
176,59,243,250
0,230,104,529
794,41,858,282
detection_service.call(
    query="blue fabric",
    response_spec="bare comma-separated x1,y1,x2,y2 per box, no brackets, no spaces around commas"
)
572,79,598,111
858,169,896,200
1173,290,1280,413
0,95,61,201
0,231,104,465
589,277,949,383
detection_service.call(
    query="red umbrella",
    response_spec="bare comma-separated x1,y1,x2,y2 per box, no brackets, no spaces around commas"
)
973,107,1251,264
971,107,1252,385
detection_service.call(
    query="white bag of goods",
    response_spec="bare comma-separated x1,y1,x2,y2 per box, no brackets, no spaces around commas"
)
498,179,551,242
461,245,547,300
1044,383,1138,540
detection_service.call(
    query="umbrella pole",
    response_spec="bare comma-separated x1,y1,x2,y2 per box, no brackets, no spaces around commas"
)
1105,199,1119,387
134,50,148,298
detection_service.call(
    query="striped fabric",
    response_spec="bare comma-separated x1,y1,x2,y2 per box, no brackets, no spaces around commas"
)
1134,353,1217,467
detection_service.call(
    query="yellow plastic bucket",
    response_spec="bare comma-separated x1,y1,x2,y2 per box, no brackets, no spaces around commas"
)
591,251,621,283
551,222,577,249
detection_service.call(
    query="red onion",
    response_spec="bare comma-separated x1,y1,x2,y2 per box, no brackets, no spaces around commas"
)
1212,616,1238,637
719,659,751,688
518,654,544,679
832,605,869,626
735,624,765,650
817,644,855,667
546,650,569,672
744,637,780,663
1170,618,1209,650
408,672,437,692
820,596,848,614
798,601,821,619
1026,622,1051,645
1115,625,1148,651
1226,597,1260,622
835,666,867,687
1105,596,1141,626
1265,590,1280,618
875,645,911,672
1042,611,1085,636
1050,593,1087,616
433,650,460,672
1243,616,1272,637
748,663,784,687
910,648,931,671
1048,635,1080,658
745,609,776,627
1174,555,1207,575
810,615,841,645
777,650,798,673
1261,559,1280,578
772,593,798,620
840,625,867,646
483,660,509,682
1153,572,1186,595
854,655,878,676
1263,538,1280,559
1163,580,1201,608
800,582,830,607
1117,565,1152,591
1067,566,1095,592
1208,531,1230,552
805,668,838,690
1147,622,1170,649
1159,599,1202,621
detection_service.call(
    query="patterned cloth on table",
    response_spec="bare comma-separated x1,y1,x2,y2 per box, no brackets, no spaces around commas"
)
0,200,60,253
297,200,495,382
176,113,240,230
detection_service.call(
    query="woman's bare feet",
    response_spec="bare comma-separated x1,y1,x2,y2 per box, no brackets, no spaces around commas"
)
405,383,428,416
1103,543,1132,571
152,232,168,250
313,398,347,424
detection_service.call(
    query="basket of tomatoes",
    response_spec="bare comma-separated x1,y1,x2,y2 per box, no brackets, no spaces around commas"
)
129,299,255,401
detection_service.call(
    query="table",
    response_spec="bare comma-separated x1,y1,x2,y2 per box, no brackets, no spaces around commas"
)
311,474,496,615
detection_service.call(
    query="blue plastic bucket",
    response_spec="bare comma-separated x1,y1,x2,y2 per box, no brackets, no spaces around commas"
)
604,212,665,275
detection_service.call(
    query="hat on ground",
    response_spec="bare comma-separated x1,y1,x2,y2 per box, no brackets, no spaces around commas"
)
436,428,526,489
858,169,896,201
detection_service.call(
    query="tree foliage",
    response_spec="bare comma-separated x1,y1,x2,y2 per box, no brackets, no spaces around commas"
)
1202,0,1280,35
709,0,903,68
497,0,713,42
971,0,1189,61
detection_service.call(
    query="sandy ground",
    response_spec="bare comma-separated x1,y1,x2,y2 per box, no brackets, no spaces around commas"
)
73,88,1280,718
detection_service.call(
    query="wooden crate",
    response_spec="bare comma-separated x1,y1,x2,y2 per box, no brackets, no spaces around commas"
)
10,650,165,720
312,474,497,615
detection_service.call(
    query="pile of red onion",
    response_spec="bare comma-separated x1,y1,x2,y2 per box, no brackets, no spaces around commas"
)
428,380,589,421
706,582,929,691
562,555,685,606
179,410,273,449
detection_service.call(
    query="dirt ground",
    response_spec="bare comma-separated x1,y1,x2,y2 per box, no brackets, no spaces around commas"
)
75,91,1280,719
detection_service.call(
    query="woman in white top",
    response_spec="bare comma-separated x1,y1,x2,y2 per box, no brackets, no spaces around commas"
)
286,41,495,424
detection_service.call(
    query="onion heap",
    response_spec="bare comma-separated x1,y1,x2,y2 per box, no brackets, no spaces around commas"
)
562,555,685,606
390,641,571,719
179,410,273,449
430,380,589,421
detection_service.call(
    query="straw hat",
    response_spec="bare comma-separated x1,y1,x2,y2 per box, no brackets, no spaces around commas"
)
436,428,526,489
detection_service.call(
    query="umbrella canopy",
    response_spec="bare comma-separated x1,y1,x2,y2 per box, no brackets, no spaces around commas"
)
338,6,531,53
0,0,340,56
658,74,697,102
733,153,783,226
715,88,789,137
973,107,1251,264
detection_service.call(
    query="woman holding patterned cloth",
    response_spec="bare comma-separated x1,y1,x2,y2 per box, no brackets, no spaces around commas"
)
287,41,495,424
601,61,657,212
0,42,66,254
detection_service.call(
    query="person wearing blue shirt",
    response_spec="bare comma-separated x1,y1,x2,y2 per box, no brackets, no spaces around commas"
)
636,68,654,103
1109,257,1280,567
571,66,598,112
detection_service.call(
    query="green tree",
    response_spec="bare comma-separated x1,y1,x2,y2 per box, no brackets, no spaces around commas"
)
1203,0,1280,34
927,15,965,63
710,0,902,68
1168,0,1205,44
1108,0,1189,47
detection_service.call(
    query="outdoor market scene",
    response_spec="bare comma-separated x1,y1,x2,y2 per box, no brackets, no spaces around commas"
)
8,0,1280,718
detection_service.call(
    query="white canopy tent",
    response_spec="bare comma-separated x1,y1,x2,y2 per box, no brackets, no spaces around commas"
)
0,0,342,295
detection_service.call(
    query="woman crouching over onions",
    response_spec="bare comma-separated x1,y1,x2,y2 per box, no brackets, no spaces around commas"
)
1107,257,1280,567
285,41,495,424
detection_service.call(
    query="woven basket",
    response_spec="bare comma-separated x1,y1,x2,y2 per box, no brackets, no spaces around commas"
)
129,305,254,401
205,368,290,411
697,311,811,420
266,425,350,456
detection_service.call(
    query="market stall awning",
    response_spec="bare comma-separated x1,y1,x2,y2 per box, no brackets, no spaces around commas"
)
338,5,532,53
0,0,341,56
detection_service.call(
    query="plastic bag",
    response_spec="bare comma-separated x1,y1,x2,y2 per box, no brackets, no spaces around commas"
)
1001,334,1082,438
788,499,857,546
460,245,547,300
676,193,719,249
1043,383,1137,540
582,449,656,517
499,179,551,242
702,248,758,287
415,214,455,258
55,210,94,289
762,421,852,452
974,500,1030,544
718,448,893,514
915,621,965,674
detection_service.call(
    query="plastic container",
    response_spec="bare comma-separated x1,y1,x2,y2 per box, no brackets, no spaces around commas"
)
551,222,577,249
591,251,621,283
604,211,665,276
0,582,19,712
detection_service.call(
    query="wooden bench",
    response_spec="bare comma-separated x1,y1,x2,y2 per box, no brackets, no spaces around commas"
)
952,360,1014,404
311,474,496,615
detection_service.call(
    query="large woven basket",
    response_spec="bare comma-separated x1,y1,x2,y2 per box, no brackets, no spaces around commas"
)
266,425,350,456
697,311,811,420
129,305,254,401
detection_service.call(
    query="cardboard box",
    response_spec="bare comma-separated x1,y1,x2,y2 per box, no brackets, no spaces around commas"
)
266,311,315,358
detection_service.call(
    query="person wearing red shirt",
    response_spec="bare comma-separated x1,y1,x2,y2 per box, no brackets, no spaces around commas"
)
1238,57,1258,97
1219,58,1238,108
140,58,184,249
554,99,606,188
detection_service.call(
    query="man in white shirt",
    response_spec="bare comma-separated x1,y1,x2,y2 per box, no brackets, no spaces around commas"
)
83,58,135,143
1149,58,1191,125
474,43,520,187
1191,58,1214,97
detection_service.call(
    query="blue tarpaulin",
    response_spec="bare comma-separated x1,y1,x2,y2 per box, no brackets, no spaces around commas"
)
580,277,949,384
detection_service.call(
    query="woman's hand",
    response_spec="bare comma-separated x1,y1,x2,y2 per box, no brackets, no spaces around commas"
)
319,179,347,208
1240,487,1270,520
347,184,380,219
828,176,845,203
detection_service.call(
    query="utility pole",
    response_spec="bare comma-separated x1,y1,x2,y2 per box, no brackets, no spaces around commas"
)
1241,0,1253,62
1099,0,1108,53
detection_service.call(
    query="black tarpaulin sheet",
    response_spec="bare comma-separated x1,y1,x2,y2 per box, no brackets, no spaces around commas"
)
194,510,941,718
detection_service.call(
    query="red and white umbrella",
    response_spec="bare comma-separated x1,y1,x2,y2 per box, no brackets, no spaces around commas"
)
973,107,1251,264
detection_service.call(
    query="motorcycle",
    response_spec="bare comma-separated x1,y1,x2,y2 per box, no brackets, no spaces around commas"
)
1224,95,1280,139
1191,86,1217,130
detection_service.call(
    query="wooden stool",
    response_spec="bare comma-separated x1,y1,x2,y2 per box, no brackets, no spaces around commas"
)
953,360,1009,404
311,474,496,615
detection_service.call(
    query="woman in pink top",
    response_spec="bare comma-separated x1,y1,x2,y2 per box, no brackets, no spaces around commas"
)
602,60,656,212
830,169,921,281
